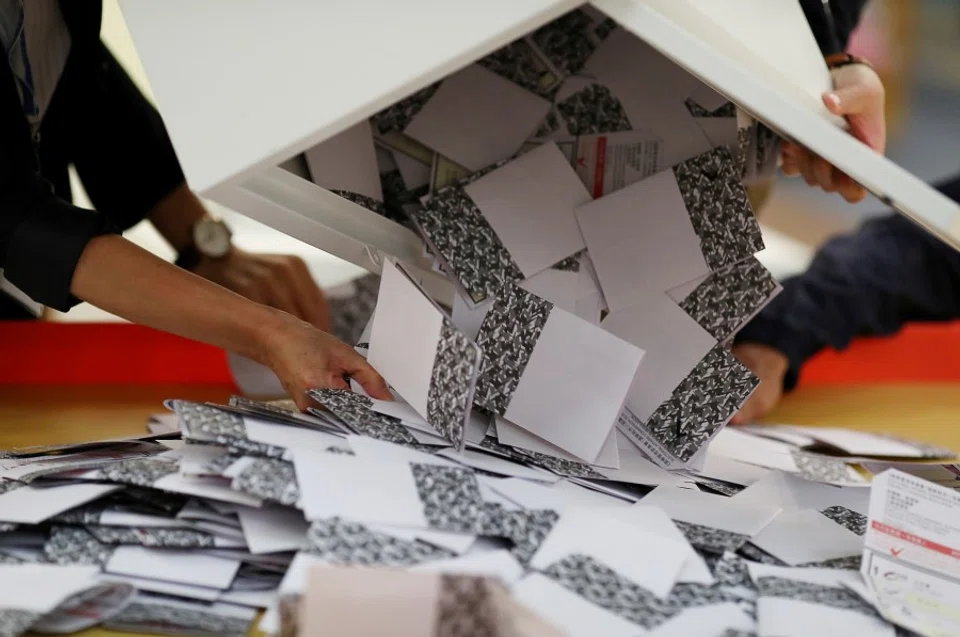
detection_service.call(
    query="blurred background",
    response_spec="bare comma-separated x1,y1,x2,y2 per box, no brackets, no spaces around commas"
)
50,0,960,322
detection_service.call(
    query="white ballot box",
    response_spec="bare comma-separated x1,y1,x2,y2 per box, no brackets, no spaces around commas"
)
118,0,960,295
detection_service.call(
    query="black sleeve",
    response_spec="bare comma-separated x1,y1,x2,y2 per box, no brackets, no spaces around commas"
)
736,176,960,390
43,41,186,232
799,0,871,55
0,60,117,312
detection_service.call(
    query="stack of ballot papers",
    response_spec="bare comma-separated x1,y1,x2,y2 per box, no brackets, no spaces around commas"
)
1,392,956,637
3,8,957,637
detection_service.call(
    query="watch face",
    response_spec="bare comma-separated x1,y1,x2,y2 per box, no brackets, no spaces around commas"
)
194,219,232,258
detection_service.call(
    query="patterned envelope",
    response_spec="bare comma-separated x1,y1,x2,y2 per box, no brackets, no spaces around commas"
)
618,345,759,468
668,256,781,345
410,143,590,306
367,260,482,451
473,284,644,463
577,146,764,312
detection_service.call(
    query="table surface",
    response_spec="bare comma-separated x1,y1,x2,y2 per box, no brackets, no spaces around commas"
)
4,381,960,637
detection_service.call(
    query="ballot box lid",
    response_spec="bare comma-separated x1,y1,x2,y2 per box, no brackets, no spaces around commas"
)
119,0,960,252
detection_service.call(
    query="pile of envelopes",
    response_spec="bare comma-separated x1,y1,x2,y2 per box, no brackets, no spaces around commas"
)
0,396,955,637
2,9,958,637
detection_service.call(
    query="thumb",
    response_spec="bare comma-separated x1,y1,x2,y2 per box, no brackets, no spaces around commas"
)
823,82,875,116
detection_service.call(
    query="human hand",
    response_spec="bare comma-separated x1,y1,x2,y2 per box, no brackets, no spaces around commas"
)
258,310,392,411
730,343,790,425
781,62,886,203
192,249,331,332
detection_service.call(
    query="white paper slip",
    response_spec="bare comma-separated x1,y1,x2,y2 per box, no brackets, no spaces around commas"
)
495,415,620,471
178,444,230,476
510,573,638,637
750,509,864,566
343,434,457,469
97,573,221,603
748,562,895,637
462,142,590,278
734,471,870,514
106,547,241,590
573,129,662,198
640,485,780,551
0,564,100,612
530,506,688,598
708,426,799,470
153,472,263,507
236,506,309,555
304,119,383,203
593,430,688,488
367,259,481,450
243,417,347,454
434,448,557,483
474,284,644,463
0,482,120,524
780,426,945,459
742,424,819,448
292,449,426,527
694,451,773,487
405,64,550,172
410,549,525,585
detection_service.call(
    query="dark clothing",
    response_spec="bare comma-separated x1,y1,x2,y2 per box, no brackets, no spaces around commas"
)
799,0,870,55
1,1,184,313
737,177,960,389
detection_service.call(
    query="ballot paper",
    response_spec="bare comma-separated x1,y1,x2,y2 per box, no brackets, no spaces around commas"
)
368,259,482,450
405,64,550,172
473,283,644,463
573,129,662,198
861,470,960,637
774,426,957,460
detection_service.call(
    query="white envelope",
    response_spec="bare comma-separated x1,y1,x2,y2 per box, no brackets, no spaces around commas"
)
750,508,865,566
463,142,590,278
511,574,638,637
405,64,550,171
530,506,688,598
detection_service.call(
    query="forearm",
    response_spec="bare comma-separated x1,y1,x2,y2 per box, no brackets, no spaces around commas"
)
147,182,207,253
738,210,960,388
70,234,280,363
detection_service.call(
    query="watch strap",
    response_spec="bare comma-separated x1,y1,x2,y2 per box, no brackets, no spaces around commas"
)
174,245,204,271
825,53,873,71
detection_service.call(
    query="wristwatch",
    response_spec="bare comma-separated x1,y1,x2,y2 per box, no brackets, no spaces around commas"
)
175,217,233,270
825,52,873,71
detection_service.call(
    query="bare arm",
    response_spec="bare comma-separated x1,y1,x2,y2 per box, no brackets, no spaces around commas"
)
70,235,390,409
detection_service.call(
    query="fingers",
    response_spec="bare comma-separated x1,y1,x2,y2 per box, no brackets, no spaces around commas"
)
823,81,877,117
336,347,393,400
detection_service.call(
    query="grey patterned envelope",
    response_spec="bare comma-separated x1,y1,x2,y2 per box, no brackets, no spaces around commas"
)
104,594,255,637
473,283,642,463
171,401,286,458
620,345,759,467
542,554,747,631
673,257,780,344
306,388,435,451
304,518,455,567
530,8,617,78
366,260,483,451
673,147,764,273
819,506,868,537
409,179,524,306
229,457,300,507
